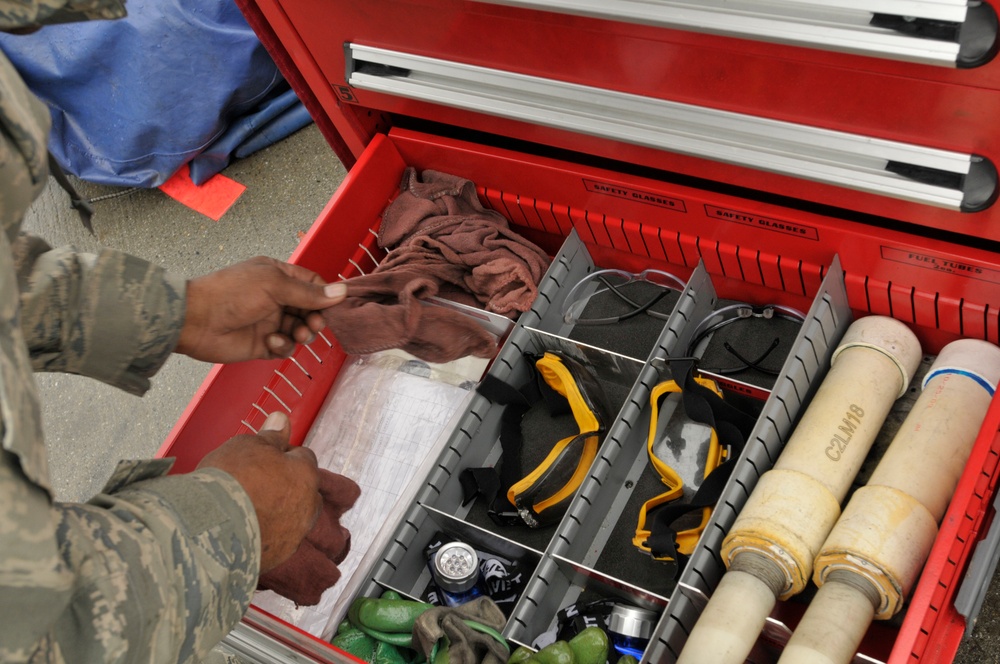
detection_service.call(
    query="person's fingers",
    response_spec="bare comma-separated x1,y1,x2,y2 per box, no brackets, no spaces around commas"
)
306,515,351,561
270,264,347,311
272,260,328,286
317,470,362,518
255,411,292,450
305,311,326,334
291,322,316,345
333,529,351,564
286,444,319,469
297,482,324,533
266,333,295,357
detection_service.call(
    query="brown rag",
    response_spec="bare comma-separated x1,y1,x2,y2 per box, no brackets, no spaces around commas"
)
322,168,551,363
322,269,498,364
412,596,509,664
257,469,361,606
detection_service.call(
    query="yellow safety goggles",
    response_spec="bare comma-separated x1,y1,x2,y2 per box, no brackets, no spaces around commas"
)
633,376,726,560
507,352,610,528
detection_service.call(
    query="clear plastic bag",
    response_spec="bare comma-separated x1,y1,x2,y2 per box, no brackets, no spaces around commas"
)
251,351,483,637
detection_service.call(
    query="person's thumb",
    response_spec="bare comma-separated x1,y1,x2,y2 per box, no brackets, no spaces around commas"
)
257,411,292,449
277,278,347,311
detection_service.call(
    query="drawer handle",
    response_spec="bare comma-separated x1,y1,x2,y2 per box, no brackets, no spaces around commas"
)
347,44,998,212
477,0,998,68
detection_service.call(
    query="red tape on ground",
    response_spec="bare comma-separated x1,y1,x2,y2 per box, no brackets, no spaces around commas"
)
159,165,246,221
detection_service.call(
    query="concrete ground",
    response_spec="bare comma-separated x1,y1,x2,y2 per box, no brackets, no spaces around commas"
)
22,123,1000,663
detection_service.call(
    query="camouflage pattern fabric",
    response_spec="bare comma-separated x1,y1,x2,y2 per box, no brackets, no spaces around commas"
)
0,0,125,31
0,2,263,661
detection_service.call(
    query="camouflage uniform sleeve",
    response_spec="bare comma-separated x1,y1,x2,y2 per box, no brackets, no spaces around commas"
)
0,0,126,30
14,233,188,396
0,451,262,664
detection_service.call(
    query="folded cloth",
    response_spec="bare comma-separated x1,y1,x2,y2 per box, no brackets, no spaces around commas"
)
257,469,361,606
322,168,551,363
412,596,509,664
378,169,551,316
325,270,498,364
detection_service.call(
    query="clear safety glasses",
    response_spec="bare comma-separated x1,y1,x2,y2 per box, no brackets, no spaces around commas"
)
633,376,726,561
561,268,688,326
687,303,806,376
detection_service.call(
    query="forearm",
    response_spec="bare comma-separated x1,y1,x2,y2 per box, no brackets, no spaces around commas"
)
80,468,261,664
0,453,261,664
15,235,187,395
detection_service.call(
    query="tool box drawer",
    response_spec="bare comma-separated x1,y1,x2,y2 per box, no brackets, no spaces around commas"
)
252,0,1000,244
159,127,1000,664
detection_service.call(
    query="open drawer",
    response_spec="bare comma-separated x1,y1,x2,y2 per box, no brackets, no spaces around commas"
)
158,127,1000,664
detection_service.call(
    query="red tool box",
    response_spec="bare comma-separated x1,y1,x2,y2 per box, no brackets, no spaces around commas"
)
157,2,1000,662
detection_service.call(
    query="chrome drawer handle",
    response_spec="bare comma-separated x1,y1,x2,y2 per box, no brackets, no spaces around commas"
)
478,0,998,68
347,44,997,211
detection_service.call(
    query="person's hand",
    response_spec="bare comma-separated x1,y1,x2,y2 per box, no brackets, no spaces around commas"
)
197,411,322,573
176,256,346,363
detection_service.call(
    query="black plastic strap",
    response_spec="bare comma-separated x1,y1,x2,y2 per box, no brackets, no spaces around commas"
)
555,598,618,642
48,152,95,234
460,368,543,525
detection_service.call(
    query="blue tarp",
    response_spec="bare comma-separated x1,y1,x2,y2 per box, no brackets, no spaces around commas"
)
0,0,311,188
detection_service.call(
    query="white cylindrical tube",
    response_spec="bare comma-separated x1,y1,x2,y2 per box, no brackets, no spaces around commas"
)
677,316,922,664
678,568,779,663
778,580,876,664
778,338,1000,664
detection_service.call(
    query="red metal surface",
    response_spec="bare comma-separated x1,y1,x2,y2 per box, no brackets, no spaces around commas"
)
173,0,1000,659
232,0,357,171
389,127,1000,350
159,127,1000,661
891,396,1000,663
254,0,1000,242
156,134,407,472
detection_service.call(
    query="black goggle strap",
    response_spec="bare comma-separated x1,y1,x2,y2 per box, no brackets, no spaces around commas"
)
641,359,757,562
459,352,607,527
554,598,619,642
459,357,569,524
460,371,540,526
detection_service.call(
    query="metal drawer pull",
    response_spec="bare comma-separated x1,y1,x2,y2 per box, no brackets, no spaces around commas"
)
347,44,997,211
478,0,998,68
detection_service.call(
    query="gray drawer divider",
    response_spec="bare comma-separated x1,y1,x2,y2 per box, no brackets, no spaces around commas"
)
652,255,853,662
505,262,718,644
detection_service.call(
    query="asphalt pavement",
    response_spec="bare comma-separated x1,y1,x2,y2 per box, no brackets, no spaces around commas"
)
21,124,1000,663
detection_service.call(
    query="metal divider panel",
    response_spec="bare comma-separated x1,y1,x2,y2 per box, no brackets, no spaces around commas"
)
417,396,503,512
420,504,549,560
523,228,596,332
548,553,671,609
347,390,494,607
506,556,572,645
506,263,717,645
371,503,549,603
366,501,435,595
653,256,853,662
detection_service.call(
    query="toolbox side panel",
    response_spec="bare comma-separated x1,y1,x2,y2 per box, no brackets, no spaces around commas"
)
158,135,408,471
891,400,1000,662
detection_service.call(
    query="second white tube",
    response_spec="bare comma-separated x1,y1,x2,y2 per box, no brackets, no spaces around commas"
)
778,338,1000,664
